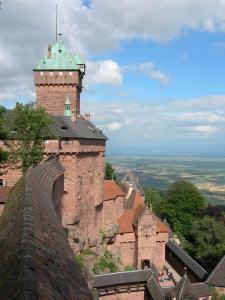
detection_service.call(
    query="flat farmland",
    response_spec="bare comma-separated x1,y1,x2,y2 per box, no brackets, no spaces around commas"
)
108,155,225,207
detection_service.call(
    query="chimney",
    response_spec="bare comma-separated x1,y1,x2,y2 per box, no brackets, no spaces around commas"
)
84,112,91,121
71,110,76,122
48,43,52,59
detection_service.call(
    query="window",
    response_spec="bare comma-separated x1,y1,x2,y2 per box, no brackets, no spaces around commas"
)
0,179,4,186
65,104,70,110
69,72,73,76
59,72,63,76
50,72,53,76
40,72,43,76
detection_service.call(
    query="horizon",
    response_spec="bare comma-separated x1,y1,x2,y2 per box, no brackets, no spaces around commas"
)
1,1,225,155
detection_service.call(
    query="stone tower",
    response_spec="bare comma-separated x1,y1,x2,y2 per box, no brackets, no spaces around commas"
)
33,38,85,117
33,38,107,253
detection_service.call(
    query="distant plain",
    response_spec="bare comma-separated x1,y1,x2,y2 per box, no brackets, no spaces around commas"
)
108,155,225,208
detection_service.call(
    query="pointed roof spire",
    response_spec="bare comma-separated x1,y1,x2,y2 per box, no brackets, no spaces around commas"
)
34,38,86,74
64,96,71,117
65,95,70,105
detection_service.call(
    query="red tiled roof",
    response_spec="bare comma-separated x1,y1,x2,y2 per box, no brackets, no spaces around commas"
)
103,180,125,201
117,191,169,234
150,212,170,233
0,187,11,203
117,191,145,233
156,218,170,233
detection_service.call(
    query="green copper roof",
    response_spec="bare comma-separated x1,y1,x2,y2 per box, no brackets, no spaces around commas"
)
64,96,71,117
65,95,71,105
34,38,85,74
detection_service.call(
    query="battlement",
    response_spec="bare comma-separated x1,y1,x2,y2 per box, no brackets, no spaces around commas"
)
34,70,82,88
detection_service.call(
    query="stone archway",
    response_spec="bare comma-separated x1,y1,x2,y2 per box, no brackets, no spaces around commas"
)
142,259,150,269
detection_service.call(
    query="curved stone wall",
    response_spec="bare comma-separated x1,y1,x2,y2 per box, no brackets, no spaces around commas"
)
0,157,92,300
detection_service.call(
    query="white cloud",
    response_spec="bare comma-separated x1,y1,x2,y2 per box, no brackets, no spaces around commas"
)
172,95,225,113
100,122,122,132
177,112,225,123
68,0,225,52
139,63,170,85
123,62,170,85
179,54,189,60
193,125,218,134
82,93,225,146
86,60,123,85
0,92,17,101
2,0,225,101
212,41,225,50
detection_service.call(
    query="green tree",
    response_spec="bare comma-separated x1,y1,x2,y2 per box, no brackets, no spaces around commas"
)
144,187,164,217
185,216,225,271
5,102,53,173
105,162,117,180
162,180,205,237
0,105,9,163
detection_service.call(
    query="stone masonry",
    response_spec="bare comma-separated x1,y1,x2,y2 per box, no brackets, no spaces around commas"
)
0,158,92,299
34,71,81,116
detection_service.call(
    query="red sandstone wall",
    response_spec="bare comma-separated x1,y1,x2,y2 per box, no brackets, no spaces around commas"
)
103,196,123,229
34,71,81,116
103,199,116,227
0,138,106,254
153,232,168,270
114,233,135,266
0,141,22,188
115,196,124,219
51,139,105,252
99,290,144,300
75,151,105,249
136,211,157,269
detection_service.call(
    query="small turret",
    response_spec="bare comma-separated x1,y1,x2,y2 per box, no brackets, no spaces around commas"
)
64,96,71,117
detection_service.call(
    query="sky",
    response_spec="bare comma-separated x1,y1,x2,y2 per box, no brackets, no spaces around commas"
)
1,0,225,155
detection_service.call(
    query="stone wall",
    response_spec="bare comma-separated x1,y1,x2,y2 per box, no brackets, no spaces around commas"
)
0,138,106,254
136,210,157,269
102,195,124,229
154,232,168,270
51,140,106,253
99,291,144,300
114,233,136,266
0,158,92,299
34,70,82,116
0,141,22,188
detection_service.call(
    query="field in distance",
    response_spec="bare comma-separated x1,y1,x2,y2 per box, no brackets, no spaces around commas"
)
108,155,225,208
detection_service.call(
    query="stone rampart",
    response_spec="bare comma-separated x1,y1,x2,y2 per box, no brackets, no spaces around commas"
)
0,157,92,299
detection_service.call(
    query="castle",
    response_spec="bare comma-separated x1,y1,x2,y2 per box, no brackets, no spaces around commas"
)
1,38,168,268
1,37,224,299
0,37,169,270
